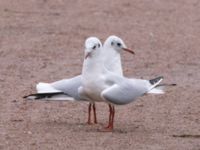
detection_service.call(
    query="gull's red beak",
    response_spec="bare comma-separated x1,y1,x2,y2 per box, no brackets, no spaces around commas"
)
122,48,135,55
85,52,91,59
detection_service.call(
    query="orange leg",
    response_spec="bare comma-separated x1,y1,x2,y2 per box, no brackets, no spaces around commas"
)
110,105,115,129
102,104,115,132
93,103,97,124
106,104,112,128
87,103,97,124
87,103,92,124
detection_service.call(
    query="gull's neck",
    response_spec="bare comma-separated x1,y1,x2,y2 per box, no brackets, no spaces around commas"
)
82,51,104,78
103,47,123,76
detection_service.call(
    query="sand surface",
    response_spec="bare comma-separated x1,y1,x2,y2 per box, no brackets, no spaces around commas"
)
0,0,200,149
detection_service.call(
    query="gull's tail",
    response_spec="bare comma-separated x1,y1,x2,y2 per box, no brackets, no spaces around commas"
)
148,76,176,94
23,82,75,101
36,82,61,93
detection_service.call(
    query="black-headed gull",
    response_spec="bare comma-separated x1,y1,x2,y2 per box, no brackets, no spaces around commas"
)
79,35,174,131
24,37,103,124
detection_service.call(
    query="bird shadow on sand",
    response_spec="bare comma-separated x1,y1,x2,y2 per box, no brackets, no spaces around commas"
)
35,120,143,134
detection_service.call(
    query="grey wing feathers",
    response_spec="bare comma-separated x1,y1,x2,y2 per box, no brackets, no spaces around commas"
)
51,75,82,100
24,75,83,101
101,78,148,105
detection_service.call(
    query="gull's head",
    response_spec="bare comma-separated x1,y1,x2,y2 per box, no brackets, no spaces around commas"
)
104,35,134,55
84,37,102,59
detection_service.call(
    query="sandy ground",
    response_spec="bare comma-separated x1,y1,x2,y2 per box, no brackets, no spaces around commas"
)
0,0,200,149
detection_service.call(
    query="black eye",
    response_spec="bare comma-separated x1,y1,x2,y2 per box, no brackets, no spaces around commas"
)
92,45,96,49
117,43,121,47
111,41,114,46
98,43,100,48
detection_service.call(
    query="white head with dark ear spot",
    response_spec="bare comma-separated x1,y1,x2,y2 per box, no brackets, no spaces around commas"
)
104,35,134,55
84,37,102,59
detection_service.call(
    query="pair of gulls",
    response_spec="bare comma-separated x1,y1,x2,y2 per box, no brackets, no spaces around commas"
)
25,35,175,131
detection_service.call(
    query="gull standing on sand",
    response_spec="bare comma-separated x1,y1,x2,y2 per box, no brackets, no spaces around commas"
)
24,37,103,124
79,35,174,131
24,36,133,125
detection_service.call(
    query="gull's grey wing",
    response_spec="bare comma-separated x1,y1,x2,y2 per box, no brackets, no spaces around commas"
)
51,75,82,100
101,78,150,105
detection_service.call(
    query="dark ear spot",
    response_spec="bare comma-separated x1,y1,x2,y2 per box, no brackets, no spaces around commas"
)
92,45,96,49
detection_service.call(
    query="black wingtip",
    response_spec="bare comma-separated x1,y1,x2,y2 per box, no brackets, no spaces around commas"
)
155,83,177,88
23,94,33,99
149,76,164,85
23,94,38,99
23,92,65,99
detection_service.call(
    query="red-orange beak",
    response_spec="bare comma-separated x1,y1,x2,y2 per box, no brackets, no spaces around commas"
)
85,52,91,59
122,48,135,55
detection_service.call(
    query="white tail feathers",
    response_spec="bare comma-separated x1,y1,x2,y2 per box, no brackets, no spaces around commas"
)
148,86,165,94
36,82,61,93
148,84,176,94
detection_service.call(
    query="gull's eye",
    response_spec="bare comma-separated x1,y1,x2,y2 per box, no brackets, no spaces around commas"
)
98,43,100,48
92,45,96,49
111,41,114,46
117,42,121,47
